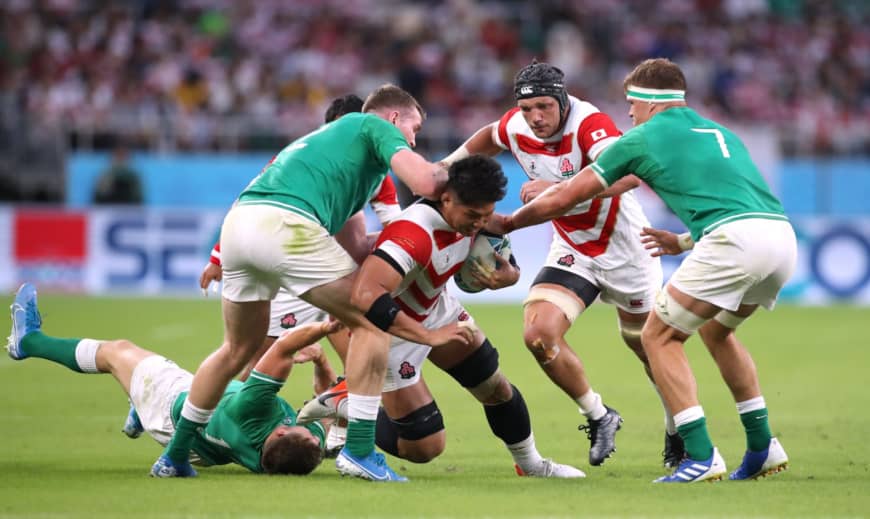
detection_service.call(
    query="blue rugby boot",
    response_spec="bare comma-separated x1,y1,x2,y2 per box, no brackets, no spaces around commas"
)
654,447,726,483
150,455,198,478
7,283,42,360
729,438,788,480
335,448,408,482
122,404,144,439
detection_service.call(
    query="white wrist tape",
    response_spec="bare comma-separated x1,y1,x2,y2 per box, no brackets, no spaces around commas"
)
441,146,470,166
677,232,695,251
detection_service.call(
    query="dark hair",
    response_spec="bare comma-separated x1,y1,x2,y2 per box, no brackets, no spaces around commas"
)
260,430,323,475
514,60,569,115
446,155,507,206
623,58,687,93
362,84,426,119
324,94,364,123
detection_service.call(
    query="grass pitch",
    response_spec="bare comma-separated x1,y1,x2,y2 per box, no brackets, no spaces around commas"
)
0,294,868,518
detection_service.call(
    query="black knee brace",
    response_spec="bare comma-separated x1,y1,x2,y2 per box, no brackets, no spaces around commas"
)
485,384,532,445
376,401,445,456
445,339,500,388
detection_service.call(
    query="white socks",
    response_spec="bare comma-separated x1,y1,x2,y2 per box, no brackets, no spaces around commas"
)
673,405,705,428
506,433,545,471
74,339,102,373
181,399,214,424
347,394,380,422
576,389,607,420
736,396,766,414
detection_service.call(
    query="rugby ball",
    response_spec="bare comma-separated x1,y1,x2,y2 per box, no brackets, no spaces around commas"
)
453,231,512,293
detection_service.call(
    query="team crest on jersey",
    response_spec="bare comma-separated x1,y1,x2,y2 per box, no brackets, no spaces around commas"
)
458,310,470,322
398,361,417,379
557,254,575,267
280,313,298,329
559,157,574,177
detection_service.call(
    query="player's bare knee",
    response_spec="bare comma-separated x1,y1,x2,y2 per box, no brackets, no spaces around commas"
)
523,333,562,365
617,320,647,359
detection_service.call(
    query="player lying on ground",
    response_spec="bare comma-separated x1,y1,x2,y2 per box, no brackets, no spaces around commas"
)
299,155,585,480
7,283,340,476
160,84,471,481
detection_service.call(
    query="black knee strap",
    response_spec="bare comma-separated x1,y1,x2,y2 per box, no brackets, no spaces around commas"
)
533,266,600,307
390,401,445,441
445,339,500,389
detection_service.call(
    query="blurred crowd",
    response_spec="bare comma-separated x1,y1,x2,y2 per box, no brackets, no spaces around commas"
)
1,0,869,156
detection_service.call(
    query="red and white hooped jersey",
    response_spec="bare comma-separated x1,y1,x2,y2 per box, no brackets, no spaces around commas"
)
370,175,401,225
374,202,471,322
494,95,651,269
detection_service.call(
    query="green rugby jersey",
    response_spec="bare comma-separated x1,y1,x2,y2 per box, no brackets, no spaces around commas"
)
237,112,411,235
591,107,787,240
171,371,325,473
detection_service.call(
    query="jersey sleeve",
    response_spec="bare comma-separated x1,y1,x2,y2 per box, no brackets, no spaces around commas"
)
209,242,221,266
369,176,401,225
589,128,647,187
373,220,432,275
494,109,520,150
222,370,285,422
577,112,622,161
363,116,412,168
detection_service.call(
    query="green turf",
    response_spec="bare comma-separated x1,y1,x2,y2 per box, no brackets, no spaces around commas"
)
1,295,868,518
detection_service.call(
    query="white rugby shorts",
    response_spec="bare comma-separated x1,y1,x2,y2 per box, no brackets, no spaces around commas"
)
220,204,357,303
128,355,193,446
669,218,797,311
267,288,329,337
543,236,663,314
382,291,475,392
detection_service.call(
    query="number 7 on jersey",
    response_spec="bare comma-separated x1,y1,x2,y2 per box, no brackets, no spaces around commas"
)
692,128,731,158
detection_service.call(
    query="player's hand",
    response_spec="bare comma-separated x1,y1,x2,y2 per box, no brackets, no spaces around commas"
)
293,344,326,365
427,322,475,347
199,262,222,294
520,179,555,204
468,254,520,290
640,227,682,257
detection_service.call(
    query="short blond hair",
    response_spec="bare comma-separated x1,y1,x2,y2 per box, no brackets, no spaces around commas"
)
362,84,426,119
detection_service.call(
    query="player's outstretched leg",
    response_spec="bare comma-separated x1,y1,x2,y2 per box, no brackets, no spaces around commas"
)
578,405,623,466
729,437,788,480
7,283,42,360
335,447,407,482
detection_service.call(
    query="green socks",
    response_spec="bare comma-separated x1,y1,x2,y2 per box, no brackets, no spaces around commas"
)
677,416,714,461
346,418,376,457
740,408,772,452
21,332,83,372
163,417,200,463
